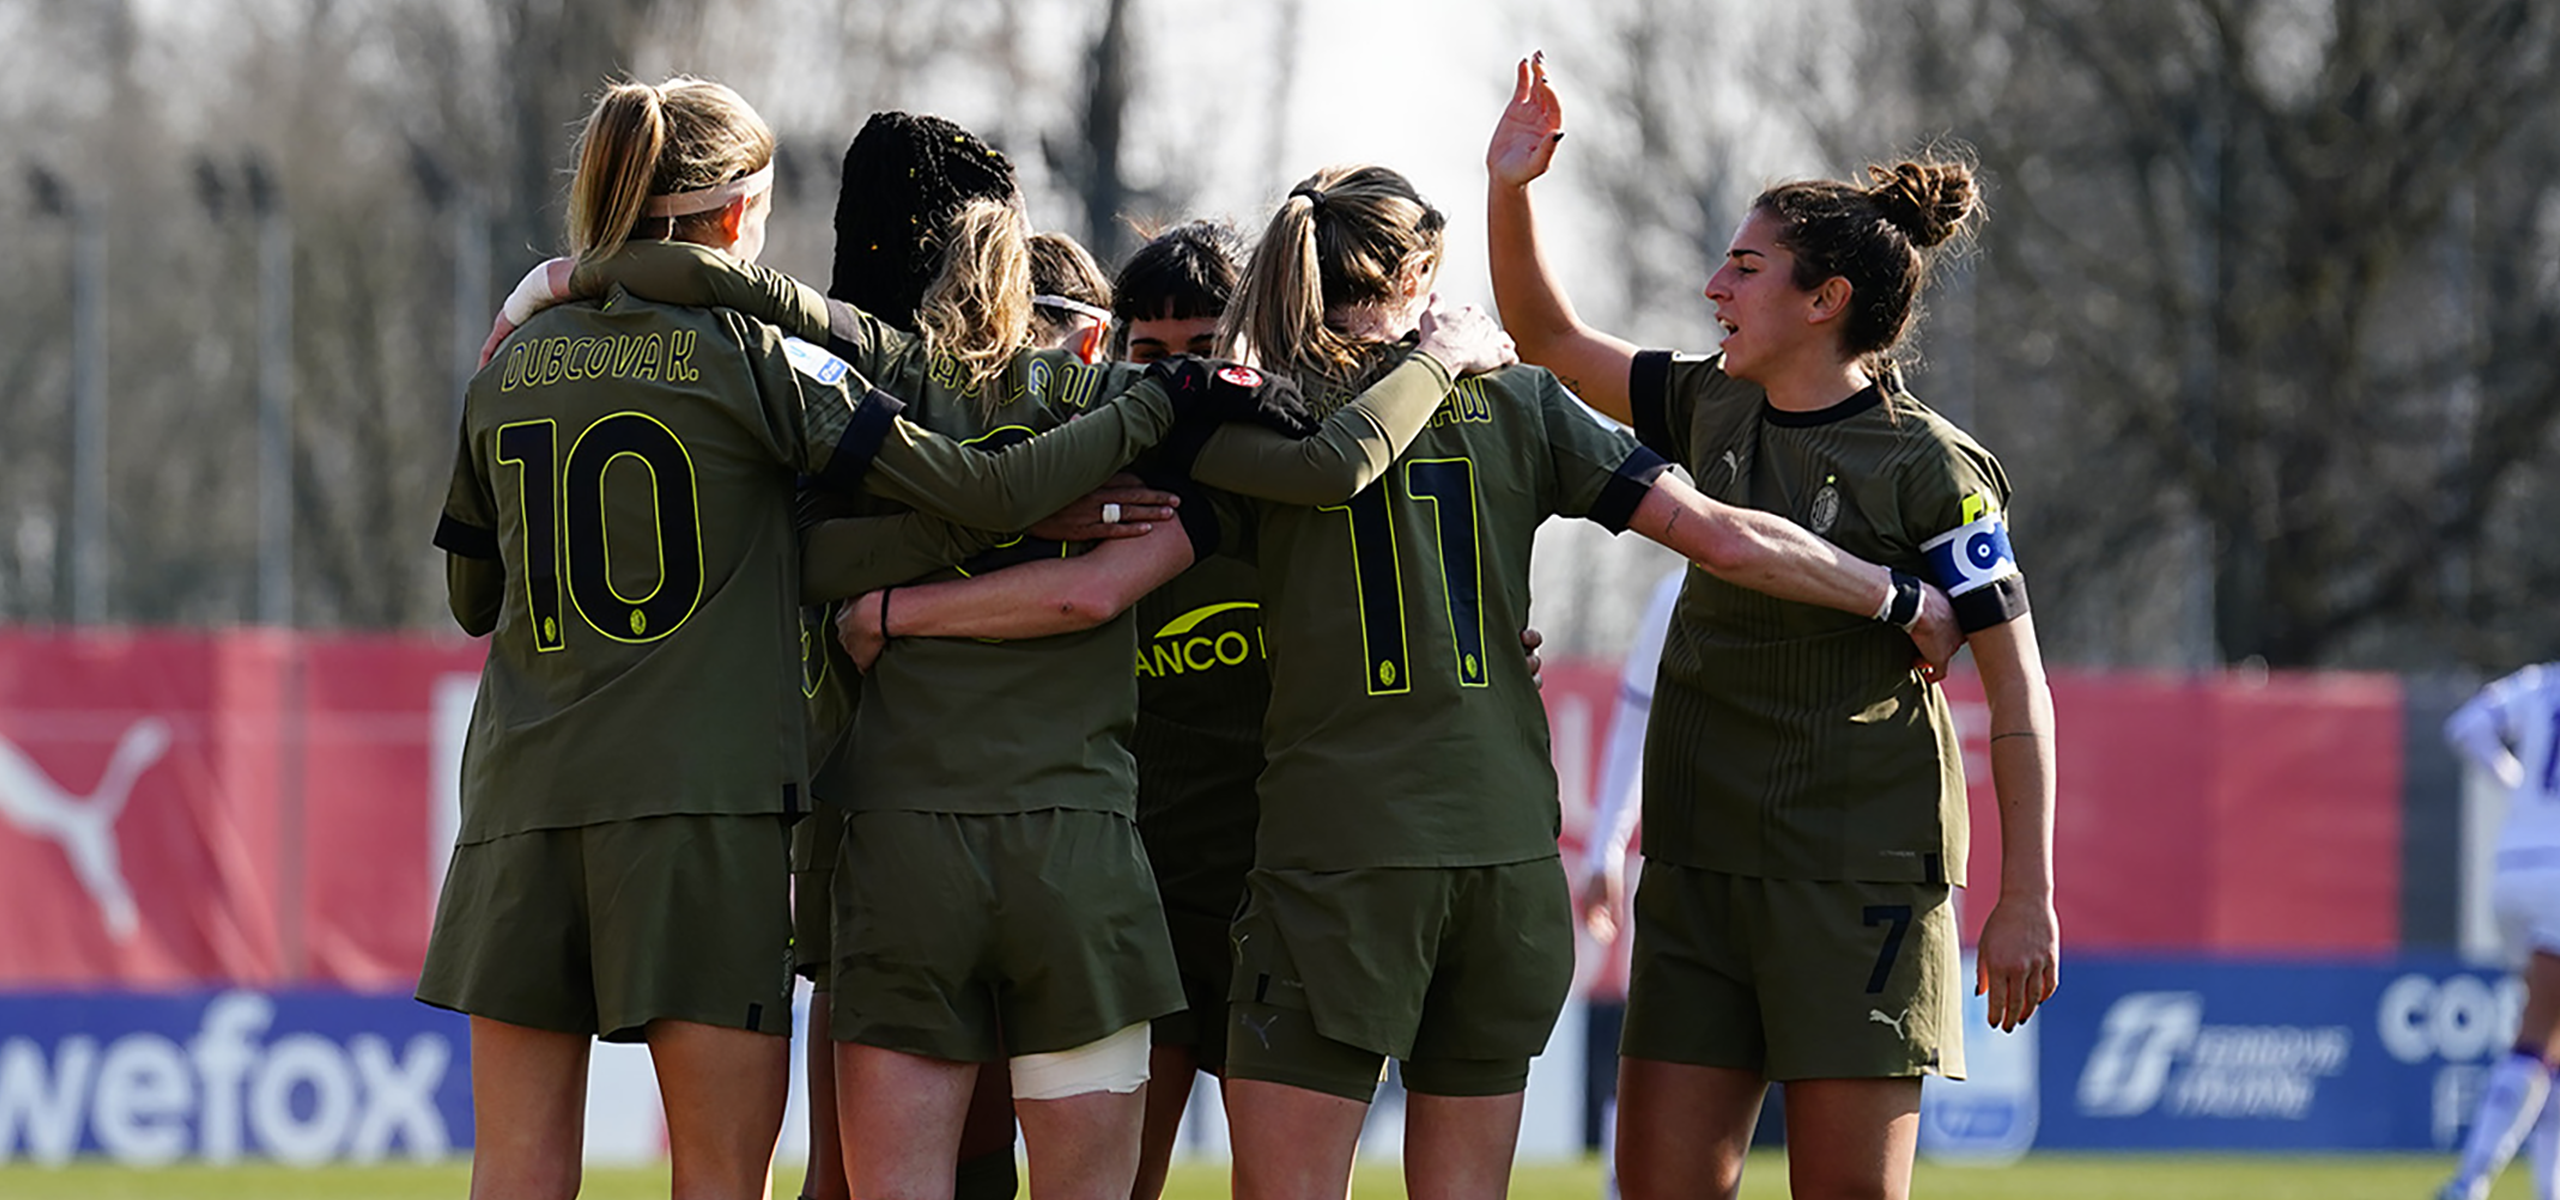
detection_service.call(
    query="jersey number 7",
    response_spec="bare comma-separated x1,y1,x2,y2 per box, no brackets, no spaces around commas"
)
495,413,705,651
1323,458,1487,696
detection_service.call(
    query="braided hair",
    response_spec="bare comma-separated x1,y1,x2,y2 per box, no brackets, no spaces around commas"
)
827,111,1020,330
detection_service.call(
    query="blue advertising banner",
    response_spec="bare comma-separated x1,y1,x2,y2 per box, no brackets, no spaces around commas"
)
0,990,469,1165
2024,956,2519,1151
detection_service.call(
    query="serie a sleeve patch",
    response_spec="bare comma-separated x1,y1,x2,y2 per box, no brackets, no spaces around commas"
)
782,336,850,387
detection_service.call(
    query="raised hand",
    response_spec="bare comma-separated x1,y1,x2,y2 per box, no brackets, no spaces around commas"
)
1486,51,1565,190
1414,294,1518,378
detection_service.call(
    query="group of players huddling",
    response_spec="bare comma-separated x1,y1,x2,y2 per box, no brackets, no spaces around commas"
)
425,51,2059,1200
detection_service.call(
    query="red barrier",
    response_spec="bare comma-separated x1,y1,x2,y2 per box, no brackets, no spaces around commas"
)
0,630,2404,988
0,630,481,988
1945,670,2402,953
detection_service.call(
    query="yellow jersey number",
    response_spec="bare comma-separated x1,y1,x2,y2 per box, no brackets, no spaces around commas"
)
1320,457,1488,696
493,412,705,649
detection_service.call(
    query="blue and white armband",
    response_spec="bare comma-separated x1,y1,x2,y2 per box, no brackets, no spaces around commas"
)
1920,506,2031,632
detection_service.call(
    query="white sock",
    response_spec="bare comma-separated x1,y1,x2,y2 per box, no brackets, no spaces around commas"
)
2454,1051,2552,1195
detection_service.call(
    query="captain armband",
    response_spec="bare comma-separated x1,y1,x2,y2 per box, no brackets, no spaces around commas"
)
1920,507,2031,633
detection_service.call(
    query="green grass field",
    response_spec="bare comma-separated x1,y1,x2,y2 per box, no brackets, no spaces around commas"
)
0,1153,2524,1199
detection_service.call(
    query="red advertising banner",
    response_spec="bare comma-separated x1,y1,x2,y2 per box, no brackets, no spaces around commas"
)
1946,670,2402,953
0,630,482,988
0,630,2405,989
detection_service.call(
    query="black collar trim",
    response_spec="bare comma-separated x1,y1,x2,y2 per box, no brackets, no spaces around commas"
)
1761,383,1884,428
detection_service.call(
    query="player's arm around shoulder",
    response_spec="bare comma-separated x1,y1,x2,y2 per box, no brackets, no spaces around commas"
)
835,518,1200,671
1188,295,1510,506
1626,473,1963,668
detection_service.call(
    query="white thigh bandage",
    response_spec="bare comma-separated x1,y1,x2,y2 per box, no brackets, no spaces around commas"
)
1009,1022,1150,1101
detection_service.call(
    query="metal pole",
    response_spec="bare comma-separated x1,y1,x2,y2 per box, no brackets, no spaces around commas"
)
257,203,293,625
70,204,107,626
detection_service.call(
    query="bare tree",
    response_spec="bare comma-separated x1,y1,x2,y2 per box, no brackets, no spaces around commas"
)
1863,0,2560,668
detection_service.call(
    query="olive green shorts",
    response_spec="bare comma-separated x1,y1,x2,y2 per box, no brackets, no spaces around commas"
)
791,798,850,986
416,814,795,1043
1223,860,1573,1100
830,808,1184,1061
1620,862,1965,1081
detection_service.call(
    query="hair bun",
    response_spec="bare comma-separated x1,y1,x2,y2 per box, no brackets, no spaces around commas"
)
1867,160,1974,249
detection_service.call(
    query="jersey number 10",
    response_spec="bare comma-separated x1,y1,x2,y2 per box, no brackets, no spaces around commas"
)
495,413,705,651
1323,458,1487,696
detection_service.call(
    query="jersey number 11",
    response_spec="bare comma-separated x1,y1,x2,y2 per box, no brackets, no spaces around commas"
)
1323,458,1487,696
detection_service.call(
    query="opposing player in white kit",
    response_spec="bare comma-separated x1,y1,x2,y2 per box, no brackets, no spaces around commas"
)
2442,662,2560,1200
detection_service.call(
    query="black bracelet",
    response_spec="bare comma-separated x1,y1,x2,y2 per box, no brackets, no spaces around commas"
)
877,586,894,644
1884,571,1923,630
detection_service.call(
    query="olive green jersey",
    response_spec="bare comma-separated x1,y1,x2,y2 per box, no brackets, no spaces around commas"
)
438,286,1172,842
838,341,1156,819
793,495,1005,865
436,293,867,842
1132,553,1267,914
1629,350,2013,884
1236,357,1668,870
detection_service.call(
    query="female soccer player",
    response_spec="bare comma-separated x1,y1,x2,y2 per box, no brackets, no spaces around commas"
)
855,164,1958,1200
1487,52,2060,1200
420,78,1223,1200
1029,229,1117,363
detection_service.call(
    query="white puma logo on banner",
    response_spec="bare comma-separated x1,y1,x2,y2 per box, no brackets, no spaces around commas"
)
1868,1007,1912,1038
0,717,171,940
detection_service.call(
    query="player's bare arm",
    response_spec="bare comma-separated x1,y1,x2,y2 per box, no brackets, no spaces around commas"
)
1486,51,1641,424
1629,472,1962,670
1969,614,2060,1032
835,520,1197,673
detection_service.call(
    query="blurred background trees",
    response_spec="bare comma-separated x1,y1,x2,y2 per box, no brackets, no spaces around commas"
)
4,0,2555,672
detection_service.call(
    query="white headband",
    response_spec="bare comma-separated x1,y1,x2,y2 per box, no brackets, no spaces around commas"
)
1032,294,1112,323
644,161,777,218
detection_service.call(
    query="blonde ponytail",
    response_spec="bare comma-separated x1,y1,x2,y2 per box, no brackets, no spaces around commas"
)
566,76,774,264
1225,165,1446,394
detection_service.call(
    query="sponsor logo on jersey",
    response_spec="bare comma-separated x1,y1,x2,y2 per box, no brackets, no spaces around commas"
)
1134,601,1265,679
781,337,850,386
1920,498,2021,596
0,719,167,941
2075,991,2349,1120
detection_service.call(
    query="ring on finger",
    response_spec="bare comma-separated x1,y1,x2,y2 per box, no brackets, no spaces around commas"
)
1100,502,1122,524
